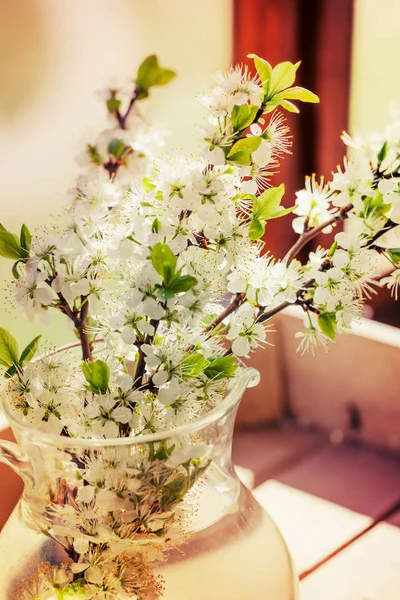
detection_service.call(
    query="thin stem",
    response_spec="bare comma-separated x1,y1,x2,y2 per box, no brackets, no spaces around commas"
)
47,279,92,361
116,88,138,130
284,204,354,265
133,319,159,389
365,218,397,248
78,296,92,361
257,300,291,323
204,293,245,333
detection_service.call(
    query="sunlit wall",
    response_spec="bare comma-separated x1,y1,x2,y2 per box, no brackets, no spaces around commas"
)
0,0,232,347
350,0,400,132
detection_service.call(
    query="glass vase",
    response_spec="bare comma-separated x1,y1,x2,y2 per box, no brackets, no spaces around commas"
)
0,367,298,600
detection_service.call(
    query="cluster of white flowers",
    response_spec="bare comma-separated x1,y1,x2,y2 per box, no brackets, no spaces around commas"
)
3,53,400,600
2,54,400,439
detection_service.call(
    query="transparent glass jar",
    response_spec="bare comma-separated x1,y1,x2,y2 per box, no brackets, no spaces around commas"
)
0,367,298,600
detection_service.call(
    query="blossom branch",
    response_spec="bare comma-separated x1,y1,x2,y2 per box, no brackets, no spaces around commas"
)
204,293,245,333
48,280,92,361
284,204,354,265
205,205,354,337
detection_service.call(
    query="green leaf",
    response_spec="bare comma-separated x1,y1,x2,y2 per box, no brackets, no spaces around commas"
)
81,360,110,394
87,143,102,166
0,328,19,368
149,440,175,461
248,53,272,91
377,141,388,163
55,579,86,599
106,96,121,114
328,241,338,257
318,313,336,340
19,335,41,364
266,205,297,219
12,260,24,279
0,226,24,260
167,274,198,294
273,86,319,103
108,138,126,159
277,99,300,113
19,224,31,258
136,55,176,99
4,364,18,379
387,248,400,264
231,104,259,131
248,185,291,239
161,474,188,509
253,185,285,220
363,190,390,217
269,61,300,96
204,356,238,380
227,136,261,165
151,218,161,234
151,243,177,283
181,353,210,378
248,217,265,241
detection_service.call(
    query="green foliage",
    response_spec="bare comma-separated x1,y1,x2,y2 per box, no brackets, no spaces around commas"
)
108,138,126,160
363,190,390,218
248,54,272,91
269,61,301,95
0,328,19,368
136,55,176,100
248,54,319,114
54,579,86,599
87,144,102,166
19,335,42,364
151,218,161,234
19,224,31,258
387,248,400,265
318,313,337,340
204,355,237,380
231,104,259,132
0,224,26,260
0,328,41,377
151,242,177,280
81,360,110,394
377,141,388,163
106,90,121,115
227,136,261,165
328,241,338,257
249,184,295,240
149,440,175,461
166,274,198,296
161,474,188,509
274,86,319,103
151,243,198,300
181,353,210,378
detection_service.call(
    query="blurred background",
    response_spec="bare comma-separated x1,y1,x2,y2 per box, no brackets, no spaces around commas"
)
0,0,400,346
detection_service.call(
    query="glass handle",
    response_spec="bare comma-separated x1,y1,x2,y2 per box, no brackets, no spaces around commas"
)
0,440,34,487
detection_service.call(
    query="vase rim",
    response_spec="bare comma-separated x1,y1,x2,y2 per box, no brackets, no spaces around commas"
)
2,367,259,448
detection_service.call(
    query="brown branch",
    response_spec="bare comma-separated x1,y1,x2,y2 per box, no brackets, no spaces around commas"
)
46,278,92,361
284,204,354,265
365,218,397,248
257,300,291,323
132,319,159,389
115,88,138,130
78,296,92,361
204,293,245,333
